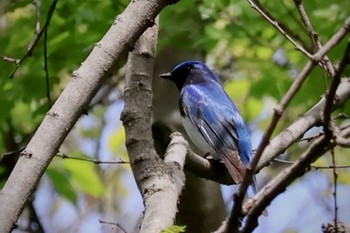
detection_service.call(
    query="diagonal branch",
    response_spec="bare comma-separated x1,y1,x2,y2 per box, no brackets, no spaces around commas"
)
323,41,350,133
240,43,350,232
241,125,350,232
228,16,350,230
0,1,177,232
246,0,312,57
293,0,335,76
4,0,58,79
257,77,350,169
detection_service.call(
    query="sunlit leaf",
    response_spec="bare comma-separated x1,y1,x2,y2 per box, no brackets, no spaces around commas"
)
108,126,127,160
161,225,186,233
63,152,104,197
46,167,78,204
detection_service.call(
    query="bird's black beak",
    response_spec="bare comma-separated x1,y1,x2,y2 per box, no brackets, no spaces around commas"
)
159,72,173,79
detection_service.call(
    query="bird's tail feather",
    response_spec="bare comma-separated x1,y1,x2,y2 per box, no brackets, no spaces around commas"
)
247,175,258,198
247,175,268,216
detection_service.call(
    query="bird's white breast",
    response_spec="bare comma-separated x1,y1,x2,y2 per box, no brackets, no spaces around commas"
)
182,116,218,158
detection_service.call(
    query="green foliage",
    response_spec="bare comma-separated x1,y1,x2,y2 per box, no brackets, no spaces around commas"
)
0,0,122,143
161,225,187,233
1,0,350,231
0,0,130,210
108,126,128,160
46,167,78,204
48,151,105,204
63,154,104,197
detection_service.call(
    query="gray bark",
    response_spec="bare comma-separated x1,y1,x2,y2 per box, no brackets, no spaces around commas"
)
0,0,174,232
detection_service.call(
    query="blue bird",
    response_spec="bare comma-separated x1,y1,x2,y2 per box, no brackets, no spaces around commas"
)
160,60,258,197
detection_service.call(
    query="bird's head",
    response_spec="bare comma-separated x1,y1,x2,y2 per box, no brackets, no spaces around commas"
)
160,60,218,90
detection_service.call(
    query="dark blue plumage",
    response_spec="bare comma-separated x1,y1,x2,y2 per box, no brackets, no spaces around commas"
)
160,60,257,197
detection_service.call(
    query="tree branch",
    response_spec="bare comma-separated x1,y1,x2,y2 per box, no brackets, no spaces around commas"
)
239,41,350,229
293,0,335,76
55,153,129,164
246,0,312,58
241,126,350,232
0,1,176,232
257,77,350,170
323,41,350,134
228,15,350,228
4,0,58,79
121,17,185,233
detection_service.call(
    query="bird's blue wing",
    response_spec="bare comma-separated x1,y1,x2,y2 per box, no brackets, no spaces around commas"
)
181,82,252,183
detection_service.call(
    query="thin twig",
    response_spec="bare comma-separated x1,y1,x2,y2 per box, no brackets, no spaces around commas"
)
330,149,338,232
0,147,26,160
312,17,350,61
99,219,127,233
315,165,350,170
323,41,350,134
246,0,313,58
256,79,350,171
43,18,52,107
228,16,350,231
299,132,323,142
241,124,350,232
280,0,309,39
274,158,350,169
229,59,316,231
55,153,129,164
33,0,41,33
28,200,45,233
293,0,335,76
4,0,58,79
322,41,350,233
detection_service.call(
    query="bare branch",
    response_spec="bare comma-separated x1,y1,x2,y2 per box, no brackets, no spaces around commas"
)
274,158,350,170
315,165,350,169
258,78,350,170
323,41,350,133
201,9,350,233
0,1,174,232
241,125,350,232
246,0,312,57
121,16,186,233
33,0,41,33
228,15,350,228
254,15,350,171
330,149,339,231
312,16,350,61
43,18,52,107
0,147,25,161
293,0,335,76
55,153,129,164
5,0,58,79
99,219,127,233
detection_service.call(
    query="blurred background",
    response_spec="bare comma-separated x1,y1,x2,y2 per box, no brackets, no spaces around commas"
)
0,0,349,232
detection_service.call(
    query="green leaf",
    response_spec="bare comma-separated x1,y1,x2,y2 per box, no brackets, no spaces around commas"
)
63,152,104,197
161,225,187,233
245,97,263,122
46,167,78,204
108,126,127,160
225,79,250,101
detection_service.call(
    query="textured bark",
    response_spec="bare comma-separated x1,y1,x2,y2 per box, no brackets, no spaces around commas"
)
0,1,176,232
121,18,186,233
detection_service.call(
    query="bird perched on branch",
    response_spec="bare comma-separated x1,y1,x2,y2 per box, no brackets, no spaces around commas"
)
160,60,258,197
